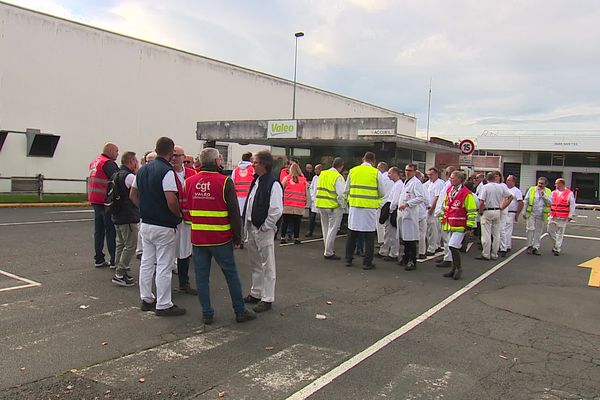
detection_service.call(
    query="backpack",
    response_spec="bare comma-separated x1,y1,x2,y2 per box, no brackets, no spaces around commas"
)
104,171,123,213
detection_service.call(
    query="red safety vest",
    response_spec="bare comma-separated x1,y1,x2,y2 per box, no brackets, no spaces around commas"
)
280,167,289,182
87,154,111,205
550,188,572,218
184,171,233,246
233,165,255,199
442,185,471,227
283,176,307,208
177,167,197,221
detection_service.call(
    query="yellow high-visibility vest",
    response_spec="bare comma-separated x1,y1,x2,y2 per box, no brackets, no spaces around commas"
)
525,186,551,221
347,164,380,209
315,169,342,209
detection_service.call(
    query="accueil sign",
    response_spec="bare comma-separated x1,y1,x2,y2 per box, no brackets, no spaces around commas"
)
357,129,396,136
267,120,297,139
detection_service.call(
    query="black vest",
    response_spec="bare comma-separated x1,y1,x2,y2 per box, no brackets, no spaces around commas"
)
111,165,141,225
246,173,281,229
137,157,181,228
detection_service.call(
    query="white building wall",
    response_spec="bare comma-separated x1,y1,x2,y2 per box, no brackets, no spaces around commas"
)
0,4,415,191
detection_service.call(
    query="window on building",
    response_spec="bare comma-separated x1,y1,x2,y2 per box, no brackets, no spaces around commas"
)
552,153,565,166
271,146,286,156
215,144,229,168
413,150,426,162
292,148,311,157
537,152,551,166
564,153,600,167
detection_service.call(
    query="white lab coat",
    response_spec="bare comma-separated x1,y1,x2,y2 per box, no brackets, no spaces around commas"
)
399,176,427,241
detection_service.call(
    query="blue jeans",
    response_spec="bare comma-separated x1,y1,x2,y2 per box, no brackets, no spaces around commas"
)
193,242,245,317
93,204,116,264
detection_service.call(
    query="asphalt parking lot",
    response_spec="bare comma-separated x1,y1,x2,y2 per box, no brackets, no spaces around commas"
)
1,206,599,400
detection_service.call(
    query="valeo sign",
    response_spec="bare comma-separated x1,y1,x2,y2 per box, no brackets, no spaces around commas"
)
267,120,297,139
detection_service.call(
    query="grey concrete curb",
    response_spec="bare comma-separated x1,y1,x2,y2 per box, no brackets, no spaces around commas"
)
0,202,89,208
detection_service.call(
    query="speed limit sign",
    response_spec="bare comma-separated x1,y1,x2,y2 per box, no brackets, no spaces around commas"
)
459,139,475,155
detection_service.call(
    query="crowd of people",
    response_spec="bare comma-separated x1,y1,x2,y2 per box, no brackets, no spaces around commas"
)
88,141,576,322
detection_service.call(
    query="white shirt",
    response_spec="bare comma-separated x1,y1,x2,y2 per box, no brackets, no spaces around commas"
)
380,171,394,203
124,173,135,189
423,178,445,210
479,182,511,209
345,163,388,232
245,175,284,231
434,180,452,217
389,179,406,211
507,186,524,212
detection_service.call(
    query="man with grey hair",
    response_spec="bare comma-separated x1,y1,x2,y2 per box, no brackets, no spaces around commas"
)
523,176,552,255
477,171,512,260
243,150,283,313
547,178,575,256
184,147,255,324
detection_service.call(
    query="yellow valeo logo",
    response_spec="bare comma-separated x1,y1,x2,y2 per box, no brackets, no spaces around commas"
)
267,120,297,138
270,123,295,133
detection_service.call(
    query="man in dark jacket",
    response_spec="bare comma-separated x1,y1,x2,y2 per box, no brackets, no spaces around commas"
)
110,151,140,287
130,137,185,317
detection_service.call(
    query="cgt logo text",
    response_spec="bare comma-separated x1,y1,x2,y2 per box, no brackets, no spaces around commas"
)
194,181,213,198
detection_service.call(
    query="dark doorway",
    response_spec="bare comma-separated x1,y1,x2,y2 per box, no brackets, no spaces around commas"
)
572,172,599,204
536,171,563,191
503,163,522,187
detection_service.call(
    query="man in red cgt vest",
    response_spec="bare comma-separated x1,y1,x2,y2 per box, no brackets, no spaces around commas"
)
88,142,119,268
547,178,576,256
183,147,256,325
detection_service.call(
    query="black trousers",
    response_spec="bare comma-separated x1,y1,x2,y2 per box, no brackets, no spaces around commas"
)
177,256,191,288
403,240,418,264
308,211,317,234
93,204,116,264
281,214,301,239
345,229,375,266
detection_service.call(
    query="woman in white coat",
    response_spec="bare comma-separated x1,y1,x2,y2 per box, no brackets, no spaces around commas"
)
398,164,427,271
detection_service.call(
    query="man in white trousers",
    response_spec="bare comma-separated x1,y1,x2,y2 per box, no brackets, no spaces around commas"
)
316,158,345,260
478,172,513,261
376,162,392,246
379,167,403,261
415,170,429,259
499,175,524,257
423,167,445,256
547,178,576,256
523,177,552,255
130,137,185,316
243,150,283,313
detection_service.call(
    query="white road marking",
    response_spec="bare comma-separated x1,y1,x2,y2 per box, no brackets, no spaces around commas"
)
286,236,546,400
195,344,349,399
77,328,247,386
563,234,600,241
577,215,589,218
512,236,527,240
280,234,347,246
0,269,41,293
372,364,455,400
47,209,93,214
0,218,92,226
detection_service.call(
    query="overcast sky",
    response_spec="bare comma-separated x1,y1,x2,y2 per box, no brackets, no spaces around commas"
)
5,0,600,140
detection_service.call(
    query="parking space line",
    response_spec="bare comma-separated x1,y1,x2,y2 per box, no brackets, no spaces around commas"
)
564,234,600,241
0,269,41,292
47,210,93,214
286,237,541,400
0,218,93,226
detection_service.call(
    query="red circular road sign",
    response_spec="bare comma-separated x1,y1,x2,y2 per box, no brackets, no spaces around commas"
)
459,139,475,155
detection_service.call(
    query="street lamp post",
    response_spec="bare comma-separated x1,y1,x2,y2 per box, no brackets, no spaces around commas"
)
292,31,304,120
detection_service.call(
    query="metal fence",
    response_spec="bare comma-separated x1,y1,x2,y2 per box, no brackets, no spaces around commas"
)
0,175,87,200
